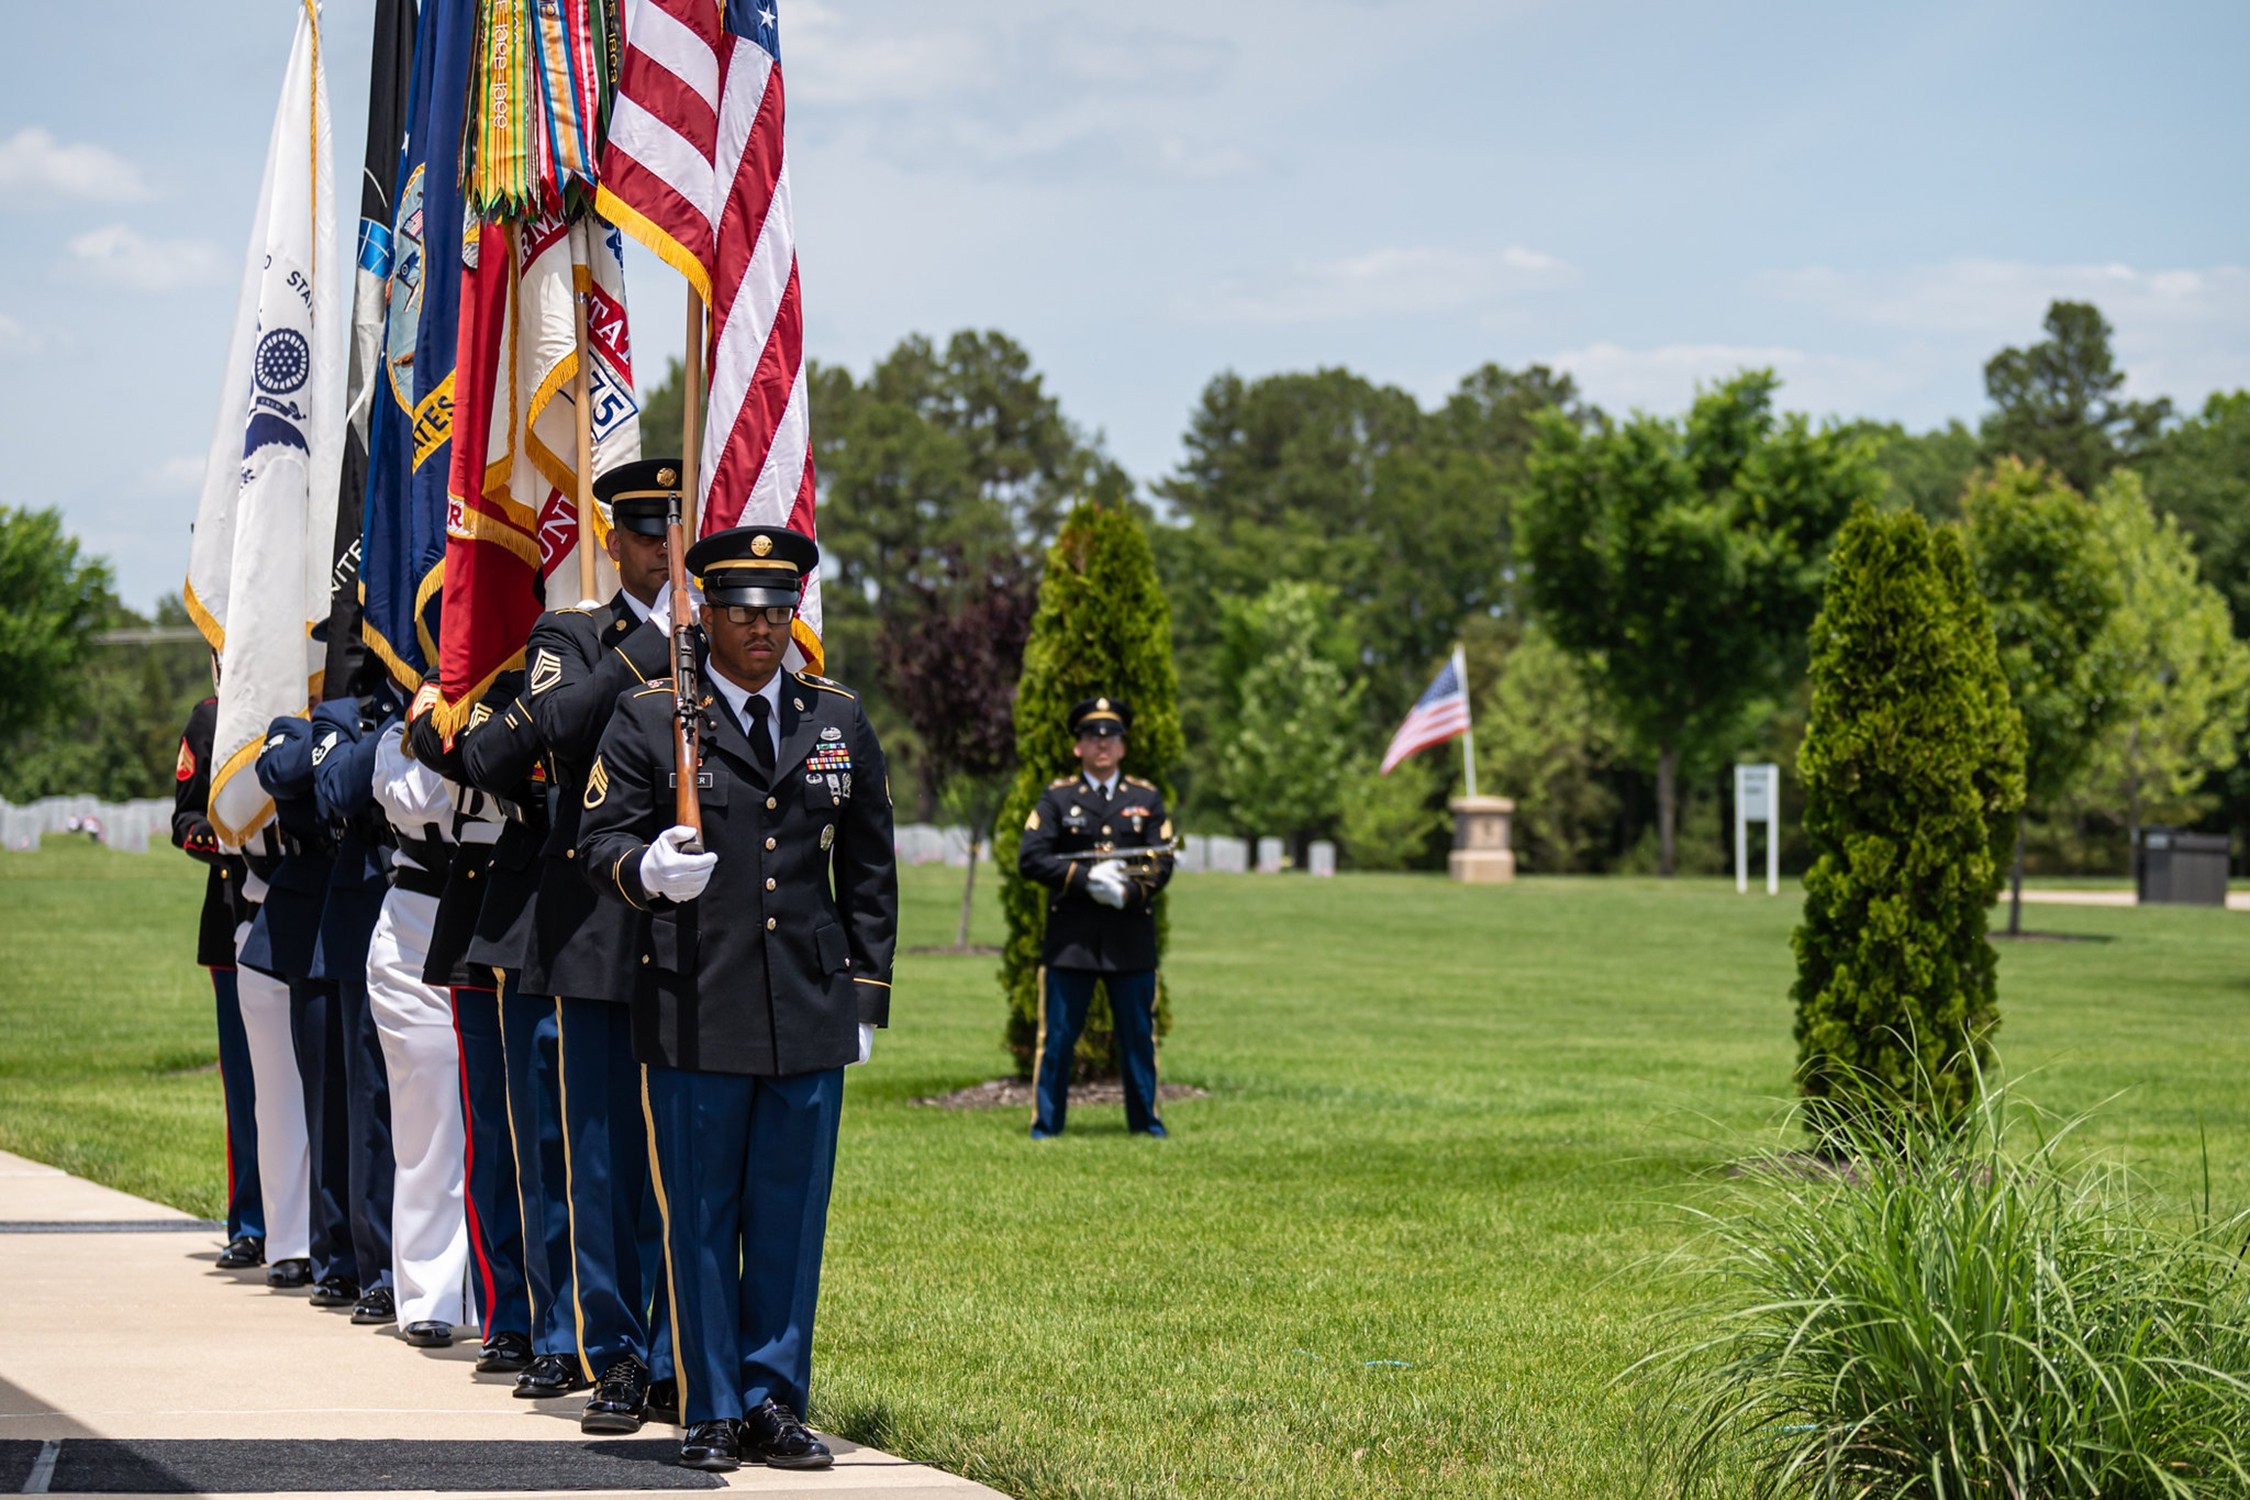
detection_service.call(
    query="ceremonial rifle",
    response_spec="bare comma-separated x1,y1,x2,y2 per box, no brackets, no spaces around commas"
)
1056,841,1177,879
664,489,704,852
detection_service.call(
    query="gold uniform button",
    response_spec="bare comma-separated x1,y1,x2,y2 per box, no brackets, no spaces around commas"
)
640,954,649,965
765,917,777,931
1102,824,1111,835
564,849,575,859
766,797,777,810
765,877,776,891
764,837,776,850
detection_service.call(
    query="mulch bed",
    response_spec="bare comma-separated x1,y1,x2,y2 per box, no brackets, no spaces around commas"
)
912,1078,1212,1110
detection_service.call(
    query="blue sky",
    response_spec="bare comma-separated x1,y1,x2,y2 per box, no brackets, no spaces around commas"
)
4,0,2246,608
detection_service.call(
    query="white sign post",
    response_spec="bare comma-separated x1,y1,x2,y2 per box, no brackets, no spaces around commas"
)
1734,763,1779,895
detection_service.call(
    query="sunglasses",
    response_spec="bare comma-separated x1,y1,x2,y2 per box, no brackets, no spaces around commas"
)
715,605,797,627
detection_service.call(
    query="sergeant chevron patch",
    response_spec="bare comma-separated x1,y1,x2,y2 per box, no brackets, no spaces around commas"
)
530,648,563,695
584,756,609,809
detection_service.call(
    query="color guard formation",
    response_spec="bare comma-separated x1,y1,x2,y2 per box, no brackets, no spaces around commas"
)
174,468,898,1474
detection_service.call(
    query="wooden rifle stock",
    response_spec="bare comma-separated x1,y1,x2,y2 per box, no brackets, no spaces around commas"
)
665,493,703,851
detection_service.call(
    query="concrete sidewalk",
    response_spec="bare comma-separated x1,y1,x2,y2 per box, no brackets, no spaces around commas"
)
0,1149,1005,1498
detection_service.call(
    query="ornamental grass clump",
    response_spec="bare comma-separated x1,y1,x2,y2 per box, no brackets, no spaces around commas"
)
1636,1086,2250,1499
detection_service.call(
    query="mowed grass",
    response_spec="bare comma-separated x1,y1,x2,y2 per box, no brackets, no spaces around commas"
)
2,842,2247,1497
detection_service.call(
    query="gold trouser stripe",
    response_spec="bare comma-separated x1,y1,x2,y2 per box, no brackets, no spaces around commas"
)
640,1065,687,1421
493,968,540,1342
1031,965,1048,1111
554,999,593,1382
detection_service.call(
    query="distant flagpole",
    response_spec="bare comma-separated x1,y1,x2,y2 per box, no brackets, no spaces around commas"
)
1454,644,1477,798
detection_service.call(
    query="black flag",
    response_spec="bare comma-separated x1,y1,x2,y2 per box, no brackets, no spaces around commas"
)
322,0,418,700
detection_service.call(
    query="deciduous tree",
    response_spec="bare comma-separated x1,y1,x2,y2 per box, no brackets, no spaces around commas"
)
1959,458,2124,934
1521,372,1877,874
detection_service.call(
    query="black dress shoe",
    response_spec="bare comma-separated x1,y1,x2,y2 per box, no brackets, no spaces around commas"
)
476,1331,533,1373
350,1287,397,1325
580,1356,650,1434
645,1378,680,1425
308,1276,361,1308
405,1321,453,1348
215,1234,265,1270
741,1398,833,1470
265,1258,312,1289
513,1353,590,1399
678,1420,740,1472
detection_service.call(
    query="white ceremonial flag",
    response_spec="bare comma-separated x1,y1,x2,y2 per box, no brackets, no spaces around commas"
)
184,0,341,845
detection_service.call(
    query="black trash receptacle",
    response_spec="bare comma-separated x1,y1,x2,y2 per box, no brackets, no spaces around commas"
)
2136,828,2231,907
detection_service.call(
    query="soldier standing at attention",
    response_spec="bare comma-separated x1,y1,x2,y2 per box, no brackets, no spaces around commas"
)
517,459,683,1432
1016,698,1176,1140
578,525,897,1474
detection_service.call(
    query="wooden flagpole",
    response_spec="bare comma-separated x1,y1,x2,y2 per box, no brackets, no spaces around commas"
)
571,286,599,603
680,290,706,539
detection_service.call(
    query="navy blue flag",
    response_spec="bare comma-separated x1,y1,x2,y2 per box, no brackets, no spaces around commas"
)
360,0,477,692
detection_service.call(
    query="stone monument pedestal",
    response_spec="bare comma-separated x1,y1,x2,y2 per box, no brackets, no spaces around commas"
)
1449,796,1516,884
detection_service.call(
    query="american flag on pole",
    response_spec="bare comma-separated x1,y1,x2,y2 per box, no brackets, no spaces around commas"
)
596,0,823,668
1381,648,1473,775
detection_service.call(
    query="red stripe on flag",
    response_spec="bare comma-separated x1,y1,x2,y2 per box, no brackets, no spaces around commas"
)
709,62,784,319
704,260,802,532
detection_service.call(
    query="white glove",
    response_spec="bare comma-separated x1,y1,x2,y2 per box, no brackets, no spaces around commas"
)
1086,858,1129,909
646,584,702,638
639,825,717,902
853,1022,875,1066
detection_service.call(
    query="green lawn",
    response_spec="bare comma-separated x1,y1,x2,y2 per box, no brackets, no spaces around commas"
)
3,843,2246,1497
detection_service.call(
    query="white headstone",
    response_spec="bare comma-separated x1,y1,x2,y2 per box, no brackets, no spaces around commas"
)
1733,762,1781,895
1177,835,1208,873
1256,837,1286,873
1207,836,1248,874
1308,840,1337,877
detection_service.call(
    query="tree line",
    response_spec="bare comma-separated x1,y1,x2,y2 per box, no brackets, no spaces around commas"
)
5,299,2247,885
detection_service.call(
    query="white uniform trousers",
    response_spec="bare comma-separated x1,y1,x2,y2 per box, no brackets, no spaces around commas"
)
231,920,311,1262
366,887,471,1329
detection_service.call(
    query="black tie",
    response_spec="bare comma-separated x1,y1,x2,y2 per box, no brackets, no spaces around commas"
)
745,694,775,777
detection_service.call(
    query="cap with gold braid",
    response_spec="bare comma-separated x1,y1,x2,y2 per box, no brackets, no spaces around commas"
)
1068,696,1131,738
686,524,820,608
593,456,684,537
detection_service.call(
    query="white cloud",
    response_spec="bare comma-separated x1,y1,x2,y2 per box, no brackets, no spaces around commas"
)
0,312,45,358
140,455,207,496
0,127,149,203
1547,341,1909,420
63,224,225,294
1766,259,2250,411
1179,246,1578,324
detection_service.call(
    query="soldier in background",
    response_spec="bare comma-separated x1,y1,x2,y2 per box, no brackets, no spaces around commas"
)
447,682,583,1399
1016,698,1176,1140
248,717,356,1301
407,682,535,1376
171,691,263,1270
309,692,401,1329
516,462,682,1433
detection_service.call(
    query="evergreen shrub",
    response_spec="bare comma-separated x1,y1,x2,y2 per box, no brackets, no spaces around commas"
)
1792,505,2025,1139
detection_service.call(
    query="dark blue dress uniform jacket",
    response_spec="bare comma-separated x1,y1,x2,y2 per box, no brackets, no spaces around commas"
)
1017,774,1175,973
172,696,246,968
242,717,333,982
577,665,899,1077
518,595,671,1002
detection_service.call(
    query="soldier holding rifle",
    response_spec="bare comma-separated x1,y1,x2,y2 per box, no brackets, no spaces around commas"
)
1017,698,1176,1140
579,523,897,1473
